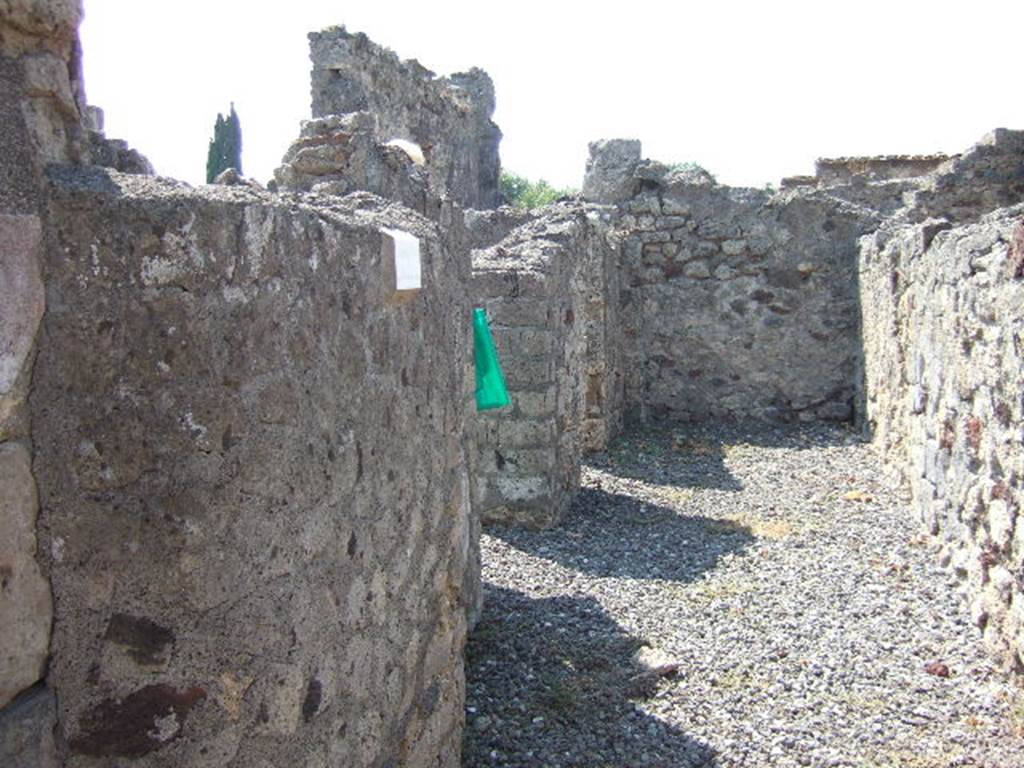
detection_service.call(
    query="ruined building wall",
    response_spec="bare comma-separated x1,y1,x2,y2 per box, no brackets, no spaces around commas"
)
1,1,88,762
2,7,477,765
906,129,1024,225
30,170,473,767
578,211,625,451
309,26,502,210
272,112,435,215
586,142,877,425
860,202,1024,674
621,182,871,423
815,154,952,186
469,204,622,528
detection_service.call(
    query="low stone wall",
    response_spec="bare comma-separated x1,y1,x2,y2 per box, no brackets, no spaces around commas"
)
470,203,621,528
309,26,502,210
610,164,875,424
28,168,473,767
860,204,1024,674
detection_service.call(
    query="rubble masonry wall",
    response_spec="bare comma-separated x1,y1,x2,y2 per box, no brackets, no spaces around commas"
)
861,204,1024,674
1,0,88,763
599,152,877,424
29,169,473,767
309,26,502,210
468,202,624,528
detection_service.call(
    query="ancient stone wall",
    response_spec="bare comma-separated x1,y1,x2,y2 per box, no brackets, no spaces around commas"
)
907,129,1024,224
578,212,625,451
272,112,435,216
28,168,473,767
83,105,154,176
0,10,484,764
595,151,876,424
815,154,952,186
309,26,502,210
5,14,1023,763
1,1,88,761
861,203,1024,675
469,203,621,528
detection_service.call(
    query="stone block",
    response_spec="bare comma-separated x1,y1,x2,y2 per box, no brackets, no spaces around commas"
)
683,260,711,279
513,389,557,418
582,139,641,203
505,328,555,358
498,419,556,448
987,499,1014,551
494,474,550,503
503,357,554,387
661,198,690,216
0,443,51,708
485,447,555,475
0,685,58,768
0,214,43,399
22,53,76,114
721,238,747,256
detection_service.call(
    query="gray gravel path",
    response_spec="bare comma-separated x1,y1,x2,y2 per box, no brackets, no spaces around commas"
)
463,423,1024,768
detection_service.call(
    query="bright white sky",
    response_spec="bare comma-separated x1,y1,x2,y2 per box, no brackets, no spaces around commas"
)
80,0,1022,191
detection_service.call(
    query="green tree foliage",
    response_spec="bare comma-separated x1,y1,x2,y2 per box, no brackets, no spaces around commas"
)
500,170,575,209
205,103,243,183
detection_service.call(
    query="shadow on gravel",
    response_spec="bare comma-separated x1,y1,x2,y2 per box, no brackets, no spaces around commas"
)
588,421,861,493
487,488,755,582
591,427,744,492
463,585,718,768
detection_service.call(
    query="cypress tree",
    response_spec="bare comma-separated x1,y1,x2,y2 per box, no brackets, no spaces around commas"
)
205,103,243,183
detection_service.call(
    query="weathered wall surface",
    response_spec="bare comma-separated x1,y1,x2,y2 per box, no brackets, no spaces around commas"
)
30,168,473,767
272,112,434,216
907,129,1024,225
309,26,501,210
1,1,87,762
815,154,951,186
861,203,1024,674
604,158,875,424
84,106,154,176
470,203,621,528
578,212,625,451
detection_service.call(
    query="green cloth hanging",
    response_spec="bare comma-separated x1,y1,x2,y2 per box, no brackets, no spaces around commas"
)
474,307,511,411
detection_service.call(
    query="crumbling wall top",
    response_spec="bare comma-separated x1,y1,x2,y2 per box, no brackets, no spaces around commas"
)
814,153,954,186
581,139,642,204
308,26,502,210
906,127,1024,223
0,0,82,46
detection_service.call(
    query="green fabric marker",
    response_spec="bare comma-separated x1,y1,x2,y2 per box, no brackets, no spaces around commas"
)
474,307,511,411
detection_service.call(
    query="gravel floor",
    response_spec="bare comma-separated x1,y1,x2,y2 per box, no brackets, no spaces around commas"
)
463,422,1024,768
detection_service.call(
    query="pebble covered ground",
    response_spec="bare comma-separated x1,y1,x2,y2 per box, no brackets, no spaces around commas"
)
463,423,1024,768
